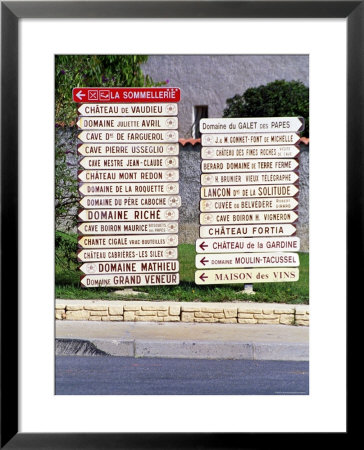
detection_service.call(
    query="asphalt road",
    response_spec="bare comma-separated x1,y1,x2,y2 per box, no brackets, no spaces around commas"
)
56,356,309,395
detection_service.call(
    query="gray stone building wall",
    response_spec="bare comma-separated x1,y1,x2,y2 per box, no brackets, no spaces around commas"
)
142,55,309,138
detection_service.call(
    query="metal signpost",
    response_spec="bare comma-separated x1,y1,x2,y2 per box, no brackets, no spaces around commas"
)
74,87,181,287
196,117,303,290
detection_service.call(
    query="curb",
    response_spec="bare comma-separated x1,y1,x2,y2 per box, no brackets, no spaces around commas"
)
56,338,309,361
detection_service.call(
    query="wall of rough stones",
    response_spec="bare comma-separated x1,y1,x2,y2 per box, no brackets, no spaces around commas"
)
56,300,309,326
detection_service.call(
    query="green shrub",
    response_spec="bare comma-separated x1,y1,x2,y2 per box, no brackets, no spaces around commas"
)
223,80,309,137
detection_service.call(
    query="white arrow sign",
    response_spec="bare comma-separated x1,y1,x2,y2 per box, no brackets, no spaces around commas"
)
201,184,299,199
199,224,296,238
78,182,179,196
201,159,298,173
200,117,304,133
201,133,300,147
78,103,178,116
78,169,179,183
78,234,179,249
78,208,179,222
201,172,299,186
200,197,298,212
195,268,299,285
76,91,86,101
78,221,179,235
77,143,179,156
80,260,179,275
78,130,179,143
77,116,178,130
200,211,298,225
201,145,300,159
81,273,179,287
77,247,178,262
79,195,181,209
195,237,301,253
79,156,178,170
195,252,299,269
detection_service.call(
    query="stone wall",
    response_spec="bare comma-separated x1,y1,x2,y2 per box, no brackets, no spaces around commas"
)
56,300,309,326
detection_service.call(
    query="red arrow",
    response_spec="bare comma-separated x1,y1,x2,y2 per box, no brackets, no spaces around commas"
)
200,257,209,266
199,241,208,251
199,273,208,282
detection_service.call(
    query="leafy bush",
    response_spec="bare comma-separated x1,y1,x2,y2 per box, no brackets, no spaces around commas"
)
223,80,309,137
55,55,165,125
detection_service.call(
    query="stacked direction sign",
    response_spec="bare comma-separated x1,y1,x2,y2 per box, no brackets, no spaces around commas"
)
195,117,304,285
73,87,181,288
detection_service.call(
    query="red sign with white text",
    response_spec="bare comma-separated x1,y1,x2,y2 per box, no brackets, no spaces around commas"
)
73,87,181,103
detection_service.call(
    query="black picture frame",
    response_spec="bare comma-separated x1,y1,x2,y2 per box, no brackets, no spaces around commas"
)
1,1,354,447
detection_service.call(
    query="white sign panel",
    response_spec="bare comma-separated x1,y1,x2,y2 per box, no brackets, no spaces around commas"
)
201,132,300,147
78,208,178,222
77,116,178,130
78,169,179,183
195,268,299,285
200,211,298,225
80,260,179,275
201,184,299,199
195,252,299,268
78,103,178,116
200,197,298,212
78,130,179,143
78,221,178,235
195,237,301,253
200,117,304,133
78,143,179,156
79,195,181,209
199,224,296,238
201,159,298,173
77,247,178,262
201,146,300,159
78,234,179,249
201,172,298,186
79,182,179,196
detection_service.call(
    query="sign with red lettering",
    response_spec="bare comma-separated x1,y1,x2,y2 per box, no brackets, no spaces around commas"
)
81,273,179,287
79,195,181,209
201,145,300,159
78,103,178,116
75,86,181,287
201,132,300,147
79,156,178,170
78,221,178,236
201,159,298,173
200,117,304,133
199,224,296,238
195,237,301,253
80,260,179,275
200,197,298,212
77,143,179,156
195,268,299,285
77,116,178,130
196,115,304,286
77,247,178,262
200,211,298,225
78,130,179,143
78,182,179,196
195,252,299,269
78,234,179,249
